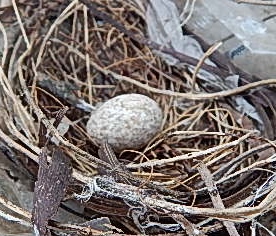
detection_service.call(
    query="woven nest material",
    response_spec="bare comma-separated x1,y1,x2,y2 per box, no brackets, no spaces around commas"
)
1,0,276,235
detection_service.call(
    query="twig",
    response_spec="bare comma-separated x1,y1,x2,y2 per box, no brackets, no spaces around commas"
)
79,176,276,222
98,142,185,198
197,162,240,236
191,42,222,93
171,214,206,236
214,153,276,187
17,45,110,170
0,195,31,227
255,221,275,236
8,36,22,80
180,0,197,26
11,0,30,48
0,21,8,67
78,0,231,78
0,126,90,185
0,67,37,142
0,209,31,227
127,132,254,168
235,0,276,5
35,0,79,67
52,39,276,101
212,142,273,179
83,5,93,105
0,195,31,219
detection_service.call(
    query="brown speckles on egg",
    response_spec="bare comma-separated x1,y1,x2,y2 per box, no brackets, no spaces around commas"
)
86,94,163,152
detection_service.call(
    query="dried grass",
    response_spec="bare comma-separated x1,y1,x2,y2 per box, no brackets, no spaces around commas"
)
0,0,276,235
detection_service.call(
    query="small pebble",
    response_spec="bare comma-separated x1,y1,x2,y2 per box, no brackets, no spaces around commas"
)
86,94,163,152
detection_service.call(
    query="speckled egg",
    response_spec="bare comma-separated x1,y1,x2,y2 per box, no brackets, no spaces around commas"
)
86,94,163,152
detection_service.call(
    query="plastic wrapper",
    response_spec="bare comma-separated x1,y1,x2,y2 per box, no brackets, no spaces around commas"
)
187,0,276,78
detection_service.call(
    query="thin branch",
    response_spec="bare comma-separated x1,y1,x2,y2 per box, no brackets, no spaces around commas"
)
0,195,31,227
197,162,240,236
79,176,276,222
191,42,222,92
127,132,254,168
0,195,31,219
11,0,30,48
78,0,230,78
0,21,8,67
235,0,276,5
0,209,31,227
52,39,276,101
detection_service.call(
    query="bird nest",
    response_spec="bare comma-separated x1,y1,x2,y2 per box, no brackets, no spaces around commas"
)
1,0,276,235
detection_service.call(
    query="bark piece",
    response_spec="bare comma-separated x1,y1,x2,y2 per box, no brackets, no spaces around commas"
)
32,148,72,236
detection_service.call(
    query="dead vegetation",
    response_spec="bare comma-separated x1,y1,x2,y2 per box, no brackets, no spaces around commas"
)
1,0,276,235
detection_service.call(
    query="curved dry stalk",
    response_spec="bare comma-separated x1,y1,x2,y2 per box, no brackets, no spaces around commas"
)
83,176,276,222
1,1,276,233
0,67,37,142
216,153,276,186
0,21,8,67
35,0,80,67
17,46,109,170
191,42,222,92
0,195,31,220
235,0,276,5
127,132,254,168
11,0,30,48
51,38,276,100
197,162,240,236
